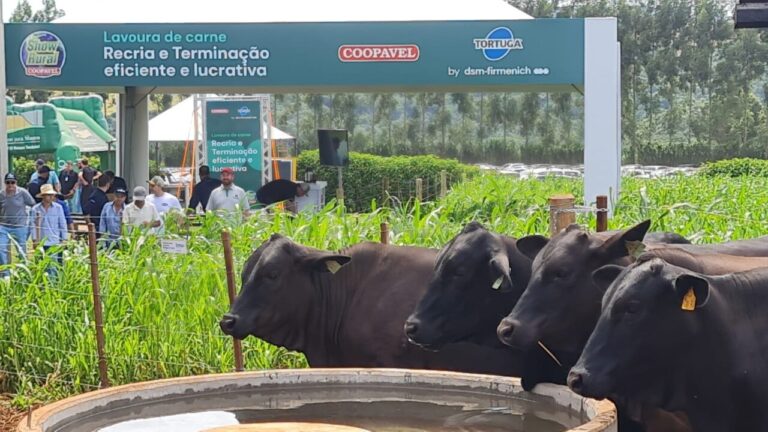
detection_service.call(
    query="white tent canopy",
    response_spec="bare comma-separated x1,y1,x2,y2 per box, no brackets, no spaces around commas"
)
148,95,294,142
51,0,531,23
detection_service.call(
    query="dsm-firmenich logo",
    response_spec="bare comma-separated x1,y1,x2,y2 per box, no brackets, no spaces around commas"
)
20,31,66,78
238,106,251,116
473,27,523,61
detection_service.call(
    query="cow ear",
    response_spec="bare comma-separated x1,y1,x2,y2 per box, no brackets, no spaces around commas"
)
517,235,549,261
489,254,514,293
673,273,710,311
592,264,625,294
303,253,352,274
598,220,651,260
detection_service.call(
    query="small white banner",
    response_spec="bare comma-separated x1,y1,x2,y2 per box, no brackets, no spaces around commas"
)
161,239,188,254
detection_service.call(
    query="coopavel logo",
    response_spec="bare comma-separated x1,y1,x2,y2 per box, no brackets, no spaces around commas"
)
473,27,523,61
338,44,420,62
20,31,66,78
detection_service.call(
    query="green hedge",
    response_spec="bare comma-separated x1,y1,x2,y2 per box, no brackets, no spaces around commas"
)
297,150,478,212
699,158,768,177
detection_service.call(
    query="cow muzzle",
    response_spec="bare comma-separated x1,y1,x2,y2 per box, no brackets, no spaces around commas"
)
219,313,239,335
567,368,610,400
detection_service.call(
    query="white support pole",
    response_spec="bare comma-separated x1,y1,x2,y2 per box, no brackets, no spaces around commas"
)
0,1,9,177
584,18,620,211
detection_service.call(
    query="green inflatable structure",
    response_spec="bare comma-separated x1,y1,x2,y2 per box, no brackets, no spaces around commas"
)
6,94,116,172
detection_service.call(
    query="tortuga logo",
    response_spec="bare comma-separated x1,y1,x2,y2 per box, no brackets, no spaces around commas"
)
20,31,66,78
338,44,420,62
238,106,251,116
473,27,523,61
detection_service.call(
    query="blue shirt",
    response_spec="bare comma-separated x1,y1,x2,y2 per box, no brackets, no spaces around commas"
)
188,176,222,211
30,171,60,186
31,202,67,246
56,198,73,226
99,202,124,240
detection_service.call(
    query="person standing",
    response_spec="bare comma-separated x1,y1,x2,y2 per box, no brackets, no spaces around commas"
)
99,187,126,248
187,165,221,213
29,159,60,190
78,158,97,214
146,176,182,216
123,186,161,234
0,173,35,278
59,161,79,206
31,184,67,277
27,166,54,204
55,193,74,233
208,167,250,218
84,175,111,233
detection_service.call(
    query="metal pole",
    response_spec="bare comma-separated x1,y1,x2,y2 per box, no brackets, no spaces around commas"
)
336,166,344,204
221,230,244,372
87,223,110,388
0,0,8,177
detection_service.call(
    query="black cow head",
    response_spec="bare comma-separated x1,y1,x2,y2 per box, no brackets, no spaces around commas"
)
219,234,351,349
568,257,709,405
498,220,652,351
405,222,530,350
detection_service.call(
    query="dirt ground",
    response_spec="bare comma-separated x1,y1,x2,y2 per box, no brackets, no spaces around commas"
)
0,396,25,432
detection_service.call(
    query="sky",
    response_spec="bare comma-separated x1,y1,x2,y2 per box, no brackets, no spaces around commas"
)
2,0,77,21
1,0,531,23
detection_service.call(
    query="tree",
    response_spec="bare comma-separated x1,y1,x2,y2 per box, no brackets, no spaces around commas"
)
31,0,65,23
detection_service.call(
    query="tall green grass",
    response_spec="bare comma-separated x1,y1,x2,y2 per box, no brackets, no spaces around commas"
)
2,172,767,407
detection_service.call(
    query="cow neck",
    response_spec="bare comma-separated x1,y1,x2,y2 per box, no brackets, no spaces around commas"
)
675,272,768,430
304,245,361,365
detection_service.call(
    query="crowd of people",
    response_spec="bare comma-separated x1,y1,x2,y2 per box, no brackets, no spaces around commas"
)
0,159,258,279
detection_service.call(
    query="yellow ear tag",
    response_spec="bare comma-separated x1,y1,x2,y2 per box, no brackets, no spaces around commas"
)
326,260,342,274
626,240,646,259
681,288,696,311
492,276,504,290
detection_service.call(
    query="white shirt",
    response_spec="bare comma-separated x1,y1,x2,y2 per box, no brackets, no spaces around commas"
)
146,192,182,215
208,184,249,212
123,201,161,233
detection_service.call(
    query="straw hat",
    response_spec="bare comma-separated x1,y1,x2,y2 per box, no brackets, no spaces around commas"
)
36,183,58,198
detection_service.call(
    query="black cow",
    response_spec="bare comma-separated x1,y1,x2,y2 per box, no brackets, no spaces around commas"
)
219,234,519,373
569,258,768,432
499,220,768,357
404,222,531,350
404,222,688,393
403,222,568,384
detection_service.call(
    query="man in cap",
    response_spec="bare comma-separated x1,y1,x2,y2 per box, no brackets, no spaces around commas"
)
123,186,161,234
0,173,36,277
187,165,221,213
29,159,60,190
77,158,97,214
83,174,111,234
28,166,57,203
208,167,250,217
99,187,127,249
146,175,182,216
31,183,67,277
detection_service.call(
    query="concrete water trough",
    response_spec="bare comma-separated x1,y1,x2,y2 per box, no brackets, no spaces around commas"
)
17,369,617,432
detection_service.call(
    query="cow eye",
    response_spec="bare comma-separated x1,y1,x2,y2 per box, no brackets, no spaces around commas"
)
265,270,279,280
624,301,640,315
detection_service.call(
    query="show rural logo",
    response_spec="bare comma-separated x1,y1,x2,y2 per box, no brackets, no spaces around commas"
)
20,31,66,78
473,27,523,61
338,44,420,62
